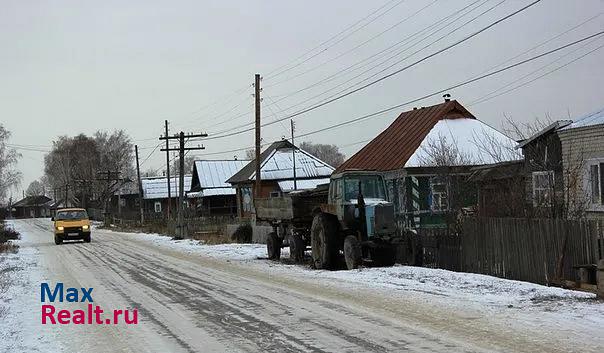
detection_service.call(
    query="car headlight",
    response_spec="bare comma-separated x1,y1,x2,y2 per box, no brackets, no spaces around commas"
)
82,225,89,230
57,226,64,231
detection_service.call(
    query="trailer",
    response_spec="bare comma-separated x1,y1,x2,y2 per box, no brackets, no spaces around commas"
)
255,184,328,263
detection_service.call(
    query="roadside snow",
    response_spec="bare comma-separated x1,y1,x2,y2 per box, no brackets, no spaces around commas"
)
0,220,63,353
118,229,604,330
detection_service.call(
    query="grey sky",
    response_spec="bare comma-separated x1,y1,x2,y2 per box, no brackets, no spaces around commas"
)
1,0,603,197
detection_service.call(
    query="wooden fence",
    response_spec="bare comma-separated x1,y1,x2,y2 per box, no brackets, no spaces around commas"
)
461,217,603,285
416,217,604,285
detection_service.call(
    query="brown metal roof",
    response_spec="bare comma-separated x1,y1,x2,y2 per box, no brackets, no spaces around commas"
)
336,100,476,172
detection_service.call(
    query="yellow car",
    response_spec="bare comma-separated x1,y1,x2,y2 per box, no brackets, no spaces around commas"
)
52,208,91,245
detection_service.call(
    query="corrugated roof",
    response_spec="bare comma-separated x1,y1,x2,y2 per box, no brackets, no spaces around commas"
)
141,175,192,200
516,120,572,149
277,178,330,192
190,160,249,192
560,106,604,130
227,140,334,184
336,100,475,172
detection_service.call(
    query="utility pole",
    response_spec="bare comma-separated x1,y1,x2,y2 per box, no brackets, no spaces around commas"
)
164,120,171,219
254,73,262,198
291,119,297,191
161,131,207,239
135,145,144,225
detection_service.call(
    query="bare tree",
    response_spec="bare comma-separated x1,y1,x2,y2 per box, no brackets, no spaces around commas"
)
170,155,196,176
0,125,21,202
245,149,255,160
299,142,345,167
26,180,45,197
500,113,554,141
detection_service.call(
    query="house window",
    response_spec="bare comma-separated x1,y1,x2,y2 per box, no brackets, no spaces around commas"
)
430,177,448,212
587,162,604,206
241,187,252,212
269,191,281,198
154,201,162,213
532,171,554,207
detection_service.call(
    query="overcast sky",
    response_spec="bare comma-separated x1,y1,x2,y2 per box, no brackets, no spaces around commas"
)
1,0,603,197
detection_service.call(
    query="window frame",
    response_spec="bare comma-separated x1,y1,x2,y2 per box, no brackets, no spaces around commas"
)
532,170,555,207
585,159,604,210
430,177,449,212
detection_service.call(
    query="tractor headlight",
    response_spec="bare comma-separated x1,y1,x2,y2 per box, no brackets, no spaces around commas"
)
57,226,64,231
82,225,89,230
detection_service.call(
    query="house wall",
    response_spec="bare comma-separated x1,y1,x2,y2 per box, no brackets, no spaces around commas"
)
521,131,565,217
559,124,604,219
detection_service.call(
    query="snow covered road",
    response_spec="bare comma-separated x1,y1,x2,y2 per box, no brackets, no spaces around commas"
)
1,218,603,353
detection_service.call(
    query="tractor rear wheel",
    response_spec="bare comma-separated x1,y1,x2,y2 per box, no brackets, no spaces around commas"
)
311,213,337,270
343,235,362,270
289,233,305,263
267,232,282,260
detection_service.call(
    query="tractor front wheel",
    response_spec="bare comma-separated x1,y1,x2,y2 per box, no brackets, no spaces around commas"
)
343,235,362,270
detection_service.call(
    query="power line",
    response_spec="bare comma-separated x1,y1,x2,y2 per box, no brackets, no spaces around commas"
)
264,0,405,79
200,30,604,156
469,41,604,106
264,0,486,109
260,0,499,123
264,0,439,88
205,0,543,141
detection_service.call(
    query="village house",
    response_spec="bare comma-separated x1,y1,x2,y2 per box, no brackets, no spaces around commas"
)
226,140,334,219
141,175,193,217
516,120,572,218
558,107,604,220
11,195,55,218
335,99,520,229
188,159,249,217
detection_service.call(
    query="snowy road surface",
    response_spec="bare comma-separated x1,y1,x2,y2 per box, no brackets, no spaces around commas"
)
1,218,603,353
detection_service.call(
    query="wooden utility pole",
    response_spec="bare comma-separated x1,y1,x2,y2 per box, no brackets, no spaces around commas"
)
291,119,297,191
135,145,144,225
254,73,261,197
161,131,207,239
164,120,171,219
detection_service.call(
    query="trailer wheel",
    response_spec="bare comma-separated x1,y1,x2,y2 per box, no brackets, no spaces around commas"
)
311,213,337,270
343,235,362,270
289,233,305,263
267,232,281,260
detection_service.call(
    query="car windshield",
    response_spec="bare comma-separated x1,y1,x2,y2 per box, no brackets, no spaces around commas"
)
55,210,88,221
344,176,386,201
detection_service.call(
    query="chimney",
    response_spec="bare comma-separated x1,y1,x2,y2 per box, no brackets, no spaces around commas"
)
443,93,451,102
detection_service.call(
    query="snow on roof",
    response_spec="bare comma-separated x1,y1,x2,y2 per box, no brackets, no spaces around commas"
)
405,118,521,167
277,178,330,192
561,106,604,130
227,140,334,183
254,149,334,181
191,160,248,191
141,175,192,200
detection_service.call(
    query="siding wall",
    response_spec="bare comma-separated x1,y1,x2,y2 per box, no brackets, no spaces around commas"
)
559,124,604,219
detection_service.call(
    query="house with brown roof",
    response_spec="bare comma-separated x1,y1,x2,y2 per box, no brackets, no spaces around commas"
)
336,99,520,228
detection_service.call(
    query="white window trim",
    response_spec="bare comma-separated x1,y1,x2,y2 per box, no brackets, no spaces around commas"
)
532,171,554,207
430,177,448,212
584,158,604,212
154,201,162,213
